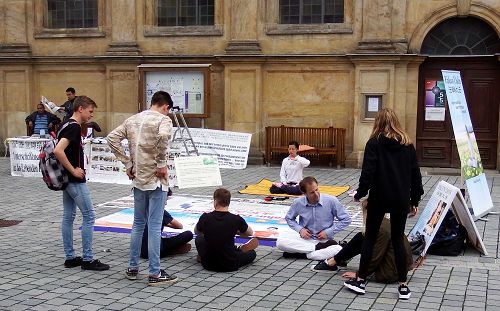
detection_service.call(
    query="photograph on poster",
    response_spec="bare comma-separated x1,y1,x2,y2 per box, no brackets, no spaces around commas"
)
145,71,204,114
423,201,447,236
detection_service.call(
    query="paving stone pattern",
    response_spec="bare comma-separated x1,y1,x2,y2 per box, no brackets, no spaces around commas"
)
1,158,499,310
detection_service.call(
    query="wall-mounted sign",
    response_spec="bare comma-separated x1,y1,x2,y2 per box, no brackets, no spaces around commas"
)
364,94,382,119
138,64,210,118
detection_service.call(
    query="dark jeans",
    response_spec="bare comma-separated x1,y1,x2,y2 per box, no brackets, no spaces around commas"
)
269,183,302,195
358,205,408,282
140,231,193,259
195,235,256,270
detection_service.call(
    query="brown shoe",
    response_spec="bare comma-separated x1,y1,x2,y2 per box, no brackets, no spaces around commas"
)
170,244,192,256
239,238,259,252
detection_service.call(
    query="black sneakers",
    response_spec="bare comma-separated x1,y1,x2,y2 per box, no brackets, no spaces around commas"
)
125,268,139,280
81,259,110,271
398,284,411,299
311,260,339,274
148,269,178,286
64,256,82,268
344,278,366,294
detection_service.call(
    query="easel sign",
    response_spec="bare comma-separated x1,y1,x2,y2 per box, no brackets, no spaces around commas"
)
408,180,487,259
138,64,210,118
174,155,222,189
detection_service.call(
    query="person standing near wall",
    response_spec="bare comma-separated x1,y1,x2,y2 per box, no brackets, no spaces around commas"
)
344,108,423,300
107,91,177,286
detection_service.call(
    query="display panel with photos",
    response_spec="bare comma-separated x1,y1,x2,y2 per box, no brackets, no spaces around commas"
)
138,65,210,118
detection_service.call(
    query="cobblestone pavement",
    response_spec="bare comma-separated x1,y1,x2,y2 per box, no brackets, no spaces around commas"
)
1,157,500,311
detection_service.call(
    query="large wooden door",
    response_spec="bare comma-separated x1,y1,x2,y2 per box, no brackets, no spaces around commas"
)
416,57,500,169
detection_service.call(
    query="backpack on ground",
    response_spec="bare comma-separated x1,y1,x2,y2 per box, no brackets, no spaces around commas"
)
39,121,77,191
427,210,468,256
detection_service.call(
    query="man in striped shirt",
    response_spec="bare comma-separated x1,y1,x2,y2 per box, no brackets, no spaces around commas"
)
25,103,61,135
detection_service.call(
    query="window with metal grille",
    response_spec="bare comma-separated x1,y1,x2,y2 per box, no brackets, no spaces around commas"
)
157,0,214,26
279,0,343,24
47,0,97,28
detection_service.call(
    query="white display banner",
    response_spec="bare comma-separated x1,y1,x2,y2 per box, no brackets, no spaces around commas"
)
9,128,250,187
173,127,252,169
408,180,487,258
174,156,222,189
8,137,50,177
441,70,493,218
86,139,130,185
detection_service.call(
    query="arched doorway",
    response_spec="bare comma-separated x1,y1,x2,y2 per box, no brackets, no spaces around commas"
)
416,17,500,169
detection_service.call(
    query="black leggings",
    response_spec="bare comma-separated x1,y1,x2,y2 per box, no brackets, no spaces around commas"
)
269,183,302,195
358,206,408,282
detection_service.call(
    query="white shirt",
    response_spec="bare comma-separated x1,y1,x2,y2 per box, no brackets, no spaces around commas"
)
280,155,310,183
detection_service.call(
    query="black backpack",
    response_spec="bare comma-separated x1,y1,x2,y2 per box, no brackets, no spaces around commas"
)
427,210,467,256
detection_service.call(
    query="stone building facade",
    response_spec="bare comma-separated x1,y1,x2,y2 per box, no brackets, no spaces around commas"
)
0,0,499,168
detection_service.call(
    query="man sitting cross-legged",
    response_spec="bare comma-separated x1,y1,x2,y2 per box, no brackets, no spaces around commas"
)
140,210,193,259
276,176,352,261
194,188,259,272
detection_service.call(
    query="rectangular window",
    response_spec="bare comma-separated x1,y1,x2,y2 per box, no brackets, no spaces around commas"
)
47,0,98,29
157,0,214,26
279,0,343,24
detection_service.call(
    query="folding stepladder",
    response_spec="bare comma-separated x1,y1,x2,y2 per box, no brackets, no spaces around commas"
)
170,106,199,156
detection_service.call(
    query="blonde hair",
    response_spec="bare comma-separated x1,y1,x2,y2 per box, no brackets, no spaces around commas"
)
370,108,411,145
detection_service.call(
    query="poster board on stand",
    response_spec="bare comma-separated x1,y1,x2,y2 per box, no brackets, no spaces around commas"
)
408,180,487,258
138,64,210,118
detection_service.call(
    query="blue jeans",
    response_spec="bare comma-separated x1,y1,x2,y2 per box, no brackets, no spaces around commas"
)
62,182,95,261
129,187,166,276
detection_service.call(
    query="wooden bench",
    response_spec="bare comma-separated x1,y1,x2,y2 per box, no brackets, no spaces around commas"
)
265,125,346,167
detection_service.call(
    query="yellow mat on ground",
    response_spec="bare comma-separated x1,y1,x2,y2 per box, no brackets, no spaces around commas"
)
238,178,350,197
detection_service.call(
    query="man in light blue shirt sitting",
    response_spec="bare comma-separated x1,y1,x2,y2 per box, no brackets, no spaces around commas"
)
25,103,61,136
276,176,351,261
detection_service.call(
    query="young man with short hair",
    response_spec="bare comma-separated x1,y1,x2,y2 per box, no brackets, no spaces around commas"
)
194,188,259,272
107,91,177,286
54,95,109,271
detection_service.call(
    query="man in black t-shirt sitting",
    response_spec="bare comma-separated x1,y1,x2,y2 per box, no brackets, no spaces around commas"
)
194,188,259,272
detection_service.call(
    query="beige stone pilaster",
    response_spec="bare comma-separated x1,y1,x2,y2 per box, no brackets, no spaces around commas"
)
105,65,139,132
0,66,32,139
0,0,31,56
225,0,261,54
346,55,424,167
222,60,263,162
106,0,140,55
347,56,395,167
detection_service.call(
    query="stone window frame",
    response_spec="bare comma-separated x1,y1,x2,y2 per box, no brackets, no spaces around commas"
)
143,0,224,37
33,0,106,38
265,0,353,35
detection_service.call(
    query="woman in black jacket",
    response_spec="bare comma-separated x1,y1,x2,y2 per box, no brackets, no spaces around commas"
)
344,108,424,300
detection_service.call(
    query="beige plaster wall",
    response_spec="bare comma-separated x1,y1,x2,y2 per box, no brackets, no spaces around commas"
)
0,67,32,139
262,61,354,151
